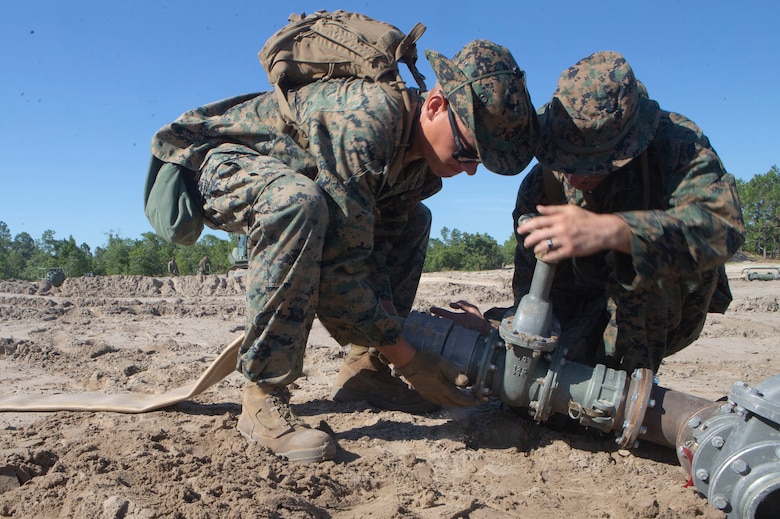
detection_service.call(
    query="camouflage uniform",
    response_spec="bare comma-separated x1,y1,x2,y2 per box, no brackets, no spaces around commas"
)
151,79,439,384
150,38,539,389
512,52,745,373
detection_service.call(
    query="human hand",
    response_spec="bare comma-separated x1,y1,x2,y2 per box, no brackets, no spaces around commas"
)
430,300,493,336
393,350,479,407
516,204,631,262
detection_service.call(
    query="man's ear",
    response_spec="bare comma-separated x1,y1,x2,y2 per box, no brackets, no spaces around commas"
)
423,89,447,121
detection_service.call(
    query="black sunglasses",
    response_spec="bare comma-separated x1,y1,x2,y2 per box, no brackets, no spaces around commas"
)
446,104,481,164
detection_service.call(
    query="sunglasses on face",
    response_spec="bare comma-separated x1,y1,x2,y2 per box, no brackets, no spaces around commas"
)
447,104,481,164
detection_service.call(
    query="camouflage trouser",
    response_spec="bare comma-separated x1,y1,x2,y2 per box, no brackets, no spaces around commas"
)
198,151,326,385
198,150,429,385
605,268,718,373
556,268,719,373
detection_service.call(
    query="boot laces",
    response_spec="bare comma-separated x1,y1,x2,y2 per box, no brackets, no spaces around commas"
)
267,387,305,427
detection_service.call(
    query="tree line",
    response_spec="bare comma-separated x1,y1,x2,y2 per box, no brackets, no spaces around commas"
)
1,166,777,281
735,166,779,260
0,228,235,280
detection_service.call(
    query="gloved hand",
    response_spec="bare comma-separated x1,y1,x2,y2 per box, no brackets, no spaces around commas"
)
394,350,479,407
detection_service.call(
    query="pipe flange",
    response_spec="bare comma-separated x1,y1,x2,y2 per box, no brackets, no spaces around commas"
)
616,368,654,448
729,375,780,423
473,331,501,401
499,315,559,351
533,341,567,423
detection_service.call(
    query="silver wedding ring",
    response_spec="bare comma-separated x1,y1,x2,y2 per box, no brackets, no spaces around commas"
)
546,238,555,251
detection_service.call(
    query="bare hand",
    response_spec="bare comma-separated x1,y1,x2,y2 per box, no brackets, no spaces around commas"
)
430,300,493,336
516,204,631,262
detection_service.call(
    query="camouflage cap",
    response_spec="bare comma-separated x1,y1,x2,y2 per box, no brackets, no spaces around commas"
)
636,79,649,99
425,40,538,176
536,51,660,176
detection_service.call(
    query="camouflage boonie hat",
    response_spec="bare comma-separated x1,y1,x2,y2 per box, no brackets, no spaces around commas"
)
636,79,648,99
536,51,660,176
425,40,538,176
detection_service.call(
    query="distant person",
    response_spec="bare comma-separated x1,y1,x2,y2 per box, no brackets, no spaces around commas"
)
167,257,179,276
150,36,539,462
434,50,745,375
198,256,209,275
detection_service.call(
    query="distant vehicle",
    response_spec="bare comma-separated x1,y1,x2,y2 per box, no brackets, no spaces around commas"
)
38,267,66,287
227,234,249,277
741,266,780,281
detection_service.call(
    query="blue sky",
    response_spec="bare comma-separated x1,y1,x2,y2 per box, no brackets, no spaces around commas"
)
2,1,778,250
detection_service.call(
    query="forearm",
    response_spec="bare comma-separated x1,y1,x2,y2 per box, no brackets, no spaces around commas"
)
604,214,632,254
618,137,745,278
620,179,745,278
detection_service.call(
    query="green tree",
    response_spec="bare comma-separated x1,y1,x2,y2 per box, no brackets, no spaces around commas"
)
460,232,503,270
59,237,94,277
129,232,171,275
95,233,134,275
8,232,36,279
8,230,95,279
0,223,243,280
199,233,234,273
424,228,503,272
0,222,10,279
500,234,516,268
0,222,10,278
737,166,780,259
175,237,213,275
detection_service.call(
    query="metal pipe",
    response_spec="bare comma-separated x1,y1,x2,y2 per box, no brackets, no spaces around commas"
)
511,259,556,336
682,377,780,518
401,231,780,517
402,309,780,517
640,385,715,449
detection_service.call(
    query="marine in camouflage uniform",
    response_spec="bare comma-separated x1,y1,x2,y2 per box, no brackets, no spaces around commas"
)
151,39,538,462
511,51,745,374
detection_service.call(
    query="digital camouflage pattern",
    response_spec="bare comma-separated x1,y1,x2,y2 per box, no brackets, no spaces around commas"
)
151,35,540,385
512,109,745,373
152,79,437,384
536,51,661,177
425,39,538,176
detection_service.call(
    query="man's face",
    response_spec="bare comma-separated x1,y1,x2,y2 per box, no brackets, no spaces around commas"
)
446,104,481,164
421,93,480,178
566,173,607,192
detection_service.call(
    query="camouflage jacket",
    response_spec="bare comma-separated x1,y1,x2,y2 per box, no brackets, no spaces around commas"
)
512,110,746,302
151,79,442,346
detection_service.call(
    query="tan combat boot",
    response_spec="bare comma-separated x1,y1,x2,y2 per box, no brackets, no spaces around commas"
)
237,383,336,463
332,345,440,414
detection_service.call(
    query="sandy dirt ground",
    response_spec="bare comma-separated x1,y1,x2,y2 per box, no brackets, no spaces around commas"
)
0,260,778,518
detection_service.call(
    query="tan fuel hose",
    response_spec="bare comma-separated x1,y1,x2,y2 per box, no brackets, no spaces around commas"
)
0,335,242,413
